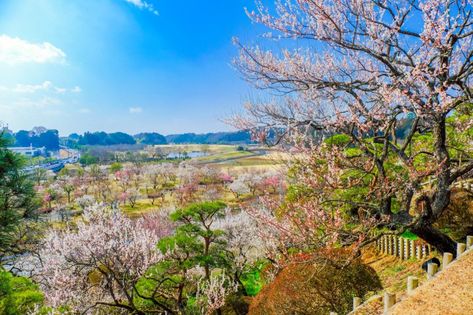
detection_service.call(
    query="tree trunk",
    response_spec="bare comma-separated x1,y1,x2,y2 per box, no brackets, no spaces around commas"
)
411,223,456,256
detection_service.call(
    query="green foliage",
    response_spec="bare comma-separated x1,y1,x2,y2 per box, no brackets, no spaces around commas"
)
134,201,231,312
170,200,227,223
13,129,59,150
79,152,98,165
109,162,123,173
0,133,38,258
285,184,313,203
401,230,419,240
0,268,44,315
241,263,266,296
167,201,228,272
324,134,351,146
78,131,136,146
135,132,167,145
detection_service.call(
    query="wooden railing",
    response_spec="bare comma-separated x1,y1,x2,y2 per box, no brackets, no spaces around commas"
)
337,235,473,315
375,235,433,260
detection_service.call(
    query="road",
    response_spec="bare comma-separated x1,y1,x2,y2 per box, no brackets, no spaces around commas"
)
23,149,80,173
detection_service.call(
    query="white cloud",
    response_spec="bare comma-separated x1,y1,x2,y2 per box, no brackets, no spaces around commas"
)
124,0,158,15
78,108,91,114
129,106,143,114
71,86,82,93
0,81,80,94
11,96,62,109
14,81,52,93
0,35,66,65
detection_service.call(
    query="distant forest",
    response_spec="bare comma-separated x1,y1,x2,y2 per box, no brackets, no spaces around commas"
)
4,127,60,150
4,127,255,149
66,130,253,146
5,118,417,149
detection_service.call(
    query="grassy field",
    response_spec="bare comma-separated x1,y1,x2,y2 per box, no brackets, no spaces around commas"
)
194,150,253,163
153,144,238,153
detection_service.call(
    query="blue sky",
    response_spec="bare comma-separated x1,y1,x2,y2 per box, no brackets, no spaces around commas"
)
0,0,260,135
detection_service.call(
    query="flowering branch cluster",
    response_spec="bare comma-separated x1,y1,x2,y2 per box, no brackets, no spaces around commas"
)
36,205,167,313
231,0,473,256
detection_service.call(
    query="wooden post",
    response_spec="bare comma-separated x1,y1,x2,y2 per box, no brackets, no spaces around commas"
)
457,243,466,257
427,262,438,279
391,235,395,255
394,236,398,257
416,245,421,259
466,235,473,249
353,297,361,310
383,292,396,314
399,238,404,260
407,276,418,295
388,236,392,255
442,252,453,270
404,238,409,259
410,240,415,259
384,236,388,254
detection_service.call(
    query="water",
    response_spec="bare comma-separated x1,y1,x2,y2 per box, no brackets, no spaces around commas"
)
166,151,208,159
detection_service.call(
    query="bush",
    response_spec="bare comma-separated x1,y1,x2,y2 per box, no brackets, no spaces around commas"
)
249,255,381,315
0,269,44,315
79,153,98,166
110,162,123,173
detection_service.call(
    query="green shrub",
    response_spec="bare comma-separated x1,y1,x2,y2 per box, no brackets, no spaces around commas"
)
0,269,44,315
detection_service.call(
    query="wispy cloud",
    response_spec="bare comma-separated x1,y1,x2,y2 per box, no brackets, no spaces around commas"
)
0,96,63,110
129,106,143,114
0,35,66,65
0,81,80,94
124,0,158,15
78,108,91,114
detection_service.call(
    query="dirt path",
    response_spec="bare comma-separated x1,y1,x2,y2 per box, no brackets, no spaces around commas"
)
389,249,473,315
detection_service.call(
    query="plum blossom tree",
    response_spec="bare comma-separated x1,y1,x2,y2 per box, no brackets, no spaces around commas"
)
228,178,251,199
214,209,267,288
196,272,238,315
232,0,473,254
239,172,263,196
42,184,61,211
58,176,75,204
177,163,199,185
126,187,141,208
260,172,285,194
143,163,175,205
75,195,95,210
218,172,234,185
36,205,166,314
